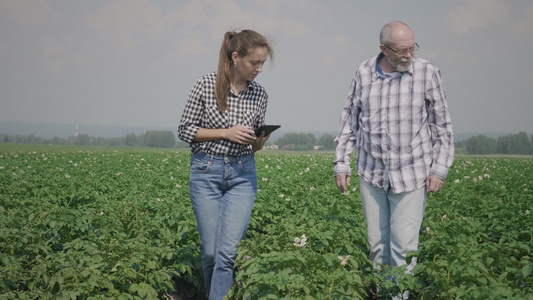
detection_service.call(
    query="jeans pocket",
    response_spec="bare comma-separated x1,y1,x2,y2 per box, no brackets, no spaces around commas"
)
238,155,256,173
190,153,211,174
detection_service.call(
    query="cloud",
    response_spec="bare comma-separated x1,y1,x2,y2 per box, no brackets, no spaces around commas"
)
448,0,509,35
282,18,311,36
512,3,533,39
86,0,164,48
165,1,208,29
0,0,58,24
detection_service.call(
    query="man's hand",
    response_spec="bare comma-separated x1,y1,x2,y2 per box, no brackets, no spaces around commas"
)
427,175,445,193
335,174,351,193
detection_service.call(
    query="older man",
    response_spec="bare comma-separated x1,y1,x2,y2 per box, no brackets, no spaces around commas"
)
334,21,454,285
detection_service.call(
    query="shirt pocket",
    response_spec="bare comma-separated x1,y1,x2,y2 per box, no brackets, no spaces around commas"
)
204,105,228,129
239,109,259,128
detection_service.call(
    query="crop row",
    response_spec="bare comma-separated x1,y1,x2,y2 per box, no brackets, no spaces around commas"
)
0,146,532,299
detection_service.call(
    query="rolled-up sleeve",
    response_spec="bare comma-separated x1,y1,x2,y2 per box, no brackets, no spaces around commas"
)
427,69,454,180
178,78,204,143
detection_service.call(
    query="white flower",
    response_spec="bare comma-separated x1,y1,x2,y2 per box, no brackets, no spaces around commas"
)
279,194,284,198
442,215,447,221
100,211,104,216
484,174,490,178
262,178,268,181
305,168,310,173
65,174,71,178
526,210,530,215
265,164,269,169
342,191,350,195
309,186,315,190
352,187,357,192
293,234,307,247
338,255,351,266
454,179,460,184
286,197,291,201
424,227,430,234
176,184,182,188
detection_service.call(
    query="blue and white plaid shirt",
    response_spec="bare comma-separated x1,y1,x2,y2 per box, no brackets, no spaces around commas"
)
178,72,268,156
334,53,454,194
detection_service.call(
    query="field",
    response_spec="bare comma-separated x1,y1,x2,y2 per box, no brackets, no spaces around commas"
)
1,145,532,299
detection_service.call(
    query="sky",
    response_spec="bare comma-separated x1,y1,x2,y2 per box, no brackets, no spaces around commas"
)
1,0,533,138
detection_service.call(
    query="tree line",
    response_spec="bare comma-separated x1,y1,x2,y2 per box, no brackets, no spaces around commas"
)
455,132,533,155
0,131,338,151
272,133,336,151
0,130,185,149
3,130,532,155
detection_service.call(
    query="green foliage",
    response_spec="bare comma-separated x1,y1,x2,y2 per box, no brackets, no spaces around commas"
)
464,132,533,155
0,147,203,299
143,131,176,148
275,133,317,151
0,146,532,299
0,131,180,149
318,133,336,151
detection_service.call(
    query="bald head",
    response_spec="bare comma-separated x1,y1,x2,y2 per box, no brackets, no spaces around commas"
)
380,21,415,46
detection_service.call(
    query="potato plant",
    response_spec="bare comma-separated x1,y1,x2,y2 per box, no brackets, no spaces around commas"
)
0,145,531,299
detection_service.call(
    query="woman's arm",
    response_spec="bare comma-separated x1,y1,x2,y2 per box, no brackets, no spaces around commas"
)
194,125,256,145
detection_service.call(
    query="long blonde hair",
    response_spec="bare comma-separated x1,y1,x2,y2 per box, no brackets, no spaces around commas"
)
215,30,273,113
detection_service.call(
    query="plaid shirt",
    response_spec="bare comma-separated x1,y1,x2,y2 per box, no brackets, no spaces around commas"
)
178,72,268,156
334,53,454,194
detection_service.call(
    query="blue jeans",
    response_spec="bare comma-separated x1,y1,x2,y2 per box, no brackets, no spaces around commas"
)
189,151,257,300
359,177,426,273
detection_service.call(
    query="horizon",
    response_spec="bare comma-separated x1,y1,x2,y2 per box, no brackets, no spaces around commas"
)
1,120,529,142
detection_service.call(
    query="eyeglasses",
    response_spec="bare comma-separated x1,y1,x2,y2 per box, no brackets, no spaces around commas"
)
383,43,419,56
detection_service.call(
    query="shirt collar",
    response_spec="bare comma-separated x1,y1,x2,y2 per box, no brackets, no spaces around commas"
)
247,80,258,91
373,52,413,80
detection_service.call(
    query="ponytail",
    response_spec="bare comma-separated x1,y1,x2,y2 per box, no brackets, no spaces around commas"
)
214,30,273,113
215,31,236,113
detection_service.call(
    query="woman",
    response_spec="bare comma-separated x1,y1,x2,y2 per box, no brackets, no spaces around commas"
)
178,29,273,299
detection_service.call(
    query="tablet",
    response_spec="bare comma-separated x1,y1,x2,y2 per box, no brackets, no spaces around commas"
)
254,125,281,136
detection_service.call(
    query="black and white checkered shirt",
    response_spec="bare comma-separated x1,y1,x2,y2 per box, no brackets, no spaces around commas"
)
178,72,268,156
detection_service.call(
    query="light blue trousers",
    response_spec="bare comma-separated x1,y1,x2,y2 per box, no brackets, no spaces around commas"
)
359,177,426,273
189,152,257,300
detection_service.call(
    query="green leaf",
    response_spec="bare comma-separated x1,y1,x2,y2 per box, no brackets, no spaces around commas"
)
522,263,532,277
